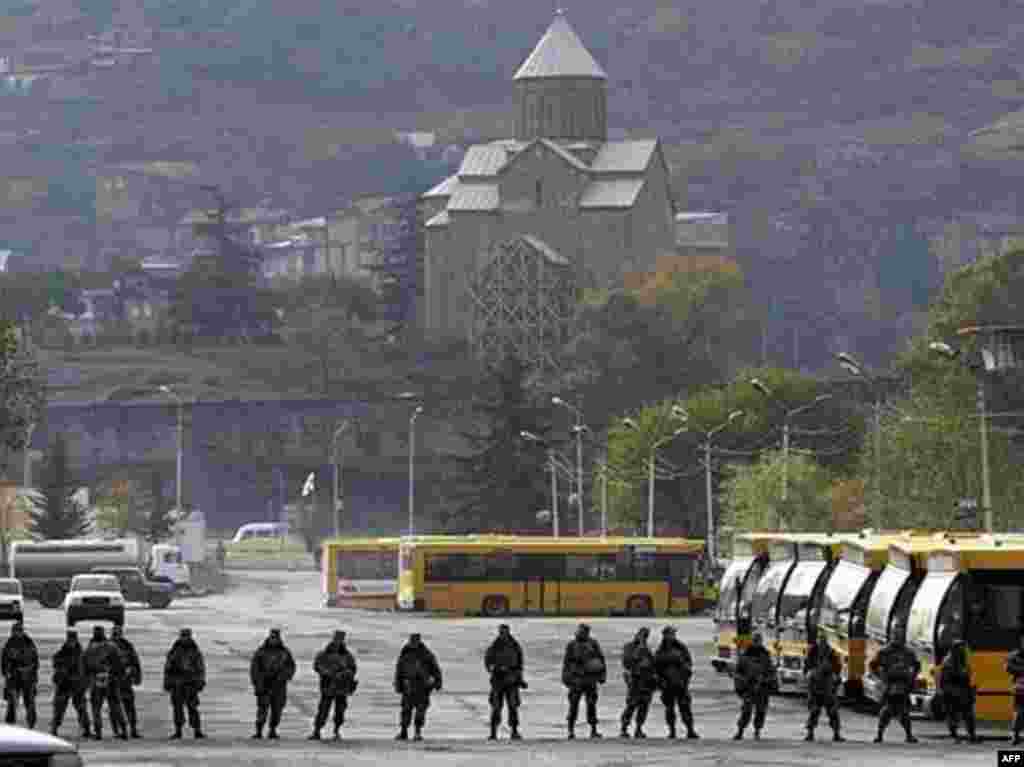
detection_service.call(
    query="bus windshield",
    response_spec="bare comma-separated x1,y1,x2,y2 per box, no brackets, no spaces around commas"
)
964,570,1024,653
865,565,910,642
717,558,753,622
907,572,956,654
751,559,793,626
337,550,395,580
778,561,826,625
820,560,871,635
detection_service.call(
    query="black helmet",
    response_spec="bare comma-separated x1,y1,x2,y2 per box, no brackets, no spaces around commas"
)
333,630,346,643
662,626,676,635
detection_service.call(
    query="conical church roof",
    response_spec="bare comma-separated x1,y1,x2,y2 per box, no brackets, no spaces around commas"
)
513,11,607,81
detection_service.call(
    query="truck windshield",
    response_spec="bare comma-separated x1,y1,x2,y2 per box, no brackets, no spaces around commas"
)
73,577,119,592
751,559,793,626
0,581,20,595
778,561,826,625
716,558,752,622
819,560,871,635
865,565,910,643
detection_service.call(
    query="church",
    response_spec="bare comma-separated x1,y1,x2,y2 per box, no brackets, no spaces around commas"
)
420,11,680,367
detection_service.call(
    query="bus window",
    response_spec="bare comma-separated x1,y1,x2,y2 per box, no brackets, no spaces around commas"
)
425,554,457,582
666,555,692,597
487,552,521,579
964,571,1024,652
566,555,616,581
633,553,669,580
520,554,564,579
934,578,964,661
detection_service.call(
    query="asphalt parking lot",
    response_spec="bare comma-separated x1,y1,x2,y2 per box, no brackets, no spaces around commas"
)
10,570,1009,766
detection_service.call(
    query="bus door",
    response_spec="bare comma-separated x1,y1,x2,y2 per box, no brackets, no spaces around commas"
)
521,554,562,614
666,554,693,614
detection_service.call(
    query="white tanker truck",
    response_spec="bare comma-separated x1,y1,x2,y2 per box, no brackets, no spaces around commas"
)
10,537,187,608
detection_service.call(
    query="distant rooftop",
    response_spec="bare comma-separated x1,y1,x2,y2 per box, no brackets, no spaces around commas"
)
513,11,607,81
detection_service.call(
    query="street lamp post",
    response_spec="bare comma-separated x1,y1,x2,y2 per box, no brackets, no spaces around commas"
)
521,430,560,537
704,410,744,563
929,326,1024,533
623,410,688,538
158,385,184,514
408,405,423,537
834,354,885,529
331,420,353,538
553,396,586,536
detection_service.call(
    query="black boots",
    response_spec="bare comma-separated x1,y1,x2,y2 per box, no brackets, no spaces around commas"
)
590,724,601,739
396,726,408,741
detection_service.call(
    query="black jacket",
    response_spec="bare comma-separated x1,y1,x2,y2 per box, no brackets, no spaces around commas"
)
314,642,357,696
803,643,841,696
654,639,693,690
52,640,86,690
870,643,920,696
735,645,776,697
485,636,524,687
250,640,296,694
113,637,142,686
394,643,442,694
622,639,658,692
83,638,122,688
562,638,606,688
163,638,206,691
1,635,38,687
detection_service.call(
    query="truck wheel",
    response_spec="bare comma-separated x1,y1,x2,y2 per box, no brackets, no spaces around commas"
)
40,583,65,609
149,595,172,609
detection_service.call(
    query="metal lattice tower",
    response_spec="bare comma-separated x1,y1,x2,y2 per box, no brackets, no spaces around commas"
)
469,236,576,371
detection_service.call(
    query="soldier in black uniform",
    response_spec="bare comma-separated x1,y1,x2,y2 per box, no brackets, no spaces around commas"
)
393,632,442,741
83,626,125,740
869,633,920,744
561,623,606,740
1008,631,1024,745
938,639,978,743
619,627,657,739
250,628,296,739
732,632,776,741
803,634,843,742
51,630,90,738
655,626,698,739
1,620,38,729
309,630,358,741
111,626,142,738
163,628,206,739
484,624,525,741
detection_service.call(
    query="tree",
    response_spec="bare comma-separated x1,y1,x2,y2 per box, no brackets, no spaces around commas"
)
0,321,45,478
719,449,834,532
93,478,135,537
31,433,91,540
129,470,175,543
450,354,553,533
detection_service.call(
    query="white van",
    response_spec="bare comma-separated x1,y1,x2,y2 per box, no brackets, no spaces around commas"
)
231,522,288,544
146,543,191,589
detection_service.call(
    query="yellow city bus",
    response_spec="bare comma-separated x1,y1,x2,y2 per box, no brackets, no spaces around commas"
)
905,536,1024,722
397,536,704,616
713,532,787,672
861,535,958,707
772,535,849,692
816,535,905,699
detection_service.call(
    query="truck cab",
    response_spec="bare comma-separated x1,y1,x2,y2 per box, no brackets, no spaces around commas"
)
0,579,24,623
145,544,190,590
89,566,173,609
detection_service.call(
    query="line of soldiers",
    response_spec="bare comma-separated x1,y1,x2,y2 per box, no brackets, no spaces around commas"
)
7,620,1024,743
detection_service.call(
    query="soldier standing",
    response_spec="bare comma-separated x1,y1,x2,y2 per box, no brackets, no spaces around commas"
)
83,626,125,740
869,633,920,744
250,628,296,740
938,639,978,743
309,630,358,741
561,623,606,740
485,624,525,741
619,627,657,739
393,632,442,741
51,630,90,738
111,626,142,738
1,621,38,729
655,626,698,740
1008,631,1024,745
163,628,206,739
732,632,776,741
803,634,843,742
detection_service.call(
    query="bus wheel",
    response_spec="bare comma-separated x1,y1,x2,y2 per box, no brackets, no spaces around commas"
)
626,595,653,617
481,595,510,617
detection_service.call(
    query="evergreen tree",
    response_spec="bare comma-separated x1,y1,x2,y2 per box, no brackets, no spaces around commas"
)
129,470,175,543
450,355,553,533
31,432,91,540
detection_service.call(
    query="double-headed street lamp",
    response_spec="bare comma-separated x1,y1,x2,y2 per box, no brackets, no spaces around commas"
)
704,410,744,563
622,407,689,538
750,379,832,516
552,396,586,536
408,405,424,536
157,385,184,514
521,430,562,537
929,325,1024,533
835,353,885,527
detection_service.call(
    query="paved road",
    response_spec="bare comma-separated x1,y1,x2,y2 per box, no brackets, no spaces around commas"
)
11,570,1009,766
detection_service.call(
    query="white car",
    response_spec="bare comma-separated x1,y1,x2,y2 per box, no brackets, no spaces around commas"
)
0,579,23,622
0,723,82,765
63,574,125,627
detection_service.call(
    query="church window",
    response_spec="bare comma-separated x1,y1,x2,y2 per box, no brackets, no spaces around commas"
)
535,180,543,208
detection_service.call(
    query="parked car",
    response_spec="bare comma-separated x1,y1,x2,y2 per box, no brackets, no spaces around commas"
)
89,566,173,609
231,522,288,543
63,574,125,627
0,579,24,622
0,723,82,765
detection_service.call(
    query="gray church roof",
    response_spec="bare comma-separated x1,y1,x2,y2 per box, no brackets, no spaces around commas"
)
578,178,645,209
448,184,500,212
457,145,511,177
589,140,658,173
423,174,459,198
520,234,568,265
513,12,607,81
